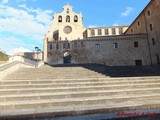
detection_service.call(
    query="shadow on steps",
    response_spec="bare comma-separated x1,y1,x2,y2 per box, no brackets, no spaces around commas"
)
48,63,160,77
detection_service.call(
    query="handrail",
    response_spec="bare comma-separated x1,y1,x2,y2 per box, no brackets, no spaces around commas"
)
0,61,35,71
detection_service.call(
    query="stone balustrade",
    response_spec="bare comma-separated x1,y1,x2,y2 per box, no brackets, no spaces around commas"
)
0,55,44,80
0,61,35,80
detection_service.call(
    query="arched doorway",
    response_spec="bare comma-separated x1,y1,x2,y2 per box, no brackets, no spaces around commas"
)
63,52,72,64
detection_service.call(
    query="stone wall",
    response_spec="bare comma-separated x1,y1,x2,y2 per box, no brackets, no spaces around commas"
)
47,34,151,66
125,0,160,64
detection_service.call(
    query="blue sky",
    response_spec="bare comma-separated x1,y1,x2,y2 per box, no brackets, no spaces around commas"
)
0,0,150,55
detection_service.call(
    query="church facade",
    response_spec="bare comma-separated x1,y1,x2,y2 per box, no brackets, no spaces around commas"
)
43,0,160,66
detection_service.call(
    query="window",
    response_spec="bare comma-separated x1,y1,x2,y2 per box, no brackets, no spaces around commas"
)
112,28,116,35
113,43,118,49
98,29,102,35
74,15,78,22
131,29,133,33
74,42,77,48
95,44,100,50
150,24,153,31
135,60,142,66
64,26,72,34
53,33,58,41
83,33,87,38
81,42,84,48
56,44,59,50
152,38,155,45
58,16,62,22
147,10,151,16
119,28,123,34
138,21,140,26
91,29,95,36
66,15,70,22
50,44,52,50
67,43,70,49
105,29,109,35
134,42,138,48
63,43,66,49
67,8,69,14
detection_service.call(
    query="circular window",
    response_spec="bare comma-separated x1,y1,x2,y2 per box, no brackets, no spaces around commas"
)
63,26,72,34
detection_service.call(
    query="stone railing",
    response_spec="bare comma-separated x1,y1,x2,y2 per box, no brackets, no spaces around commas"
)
36,61,44,68
0,61,8,67
0,61,35,80
0,55,44,80
85,34,147,41
9,55,44,68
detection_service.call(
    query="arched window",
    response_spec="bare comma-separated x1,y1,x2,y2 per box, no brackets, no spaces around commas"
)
81,42,84,48
74,15,78,22
74,42,77,48
67,43,70,49
67,8,69,14
53,32,58,41
63,43,66,49
56,44,59,50
66,15,70,22
50,44,52,50
58,16,62,22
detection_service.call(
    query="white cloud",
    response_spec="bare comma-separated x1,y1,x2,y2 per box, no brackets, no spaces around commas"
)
121,7,133,17
0,4,53,40
113,23,119,26
0,3,52,55
16,0,38,3
19,4,53,25
12,47,31,55
2,0,8,4
0,36,35,55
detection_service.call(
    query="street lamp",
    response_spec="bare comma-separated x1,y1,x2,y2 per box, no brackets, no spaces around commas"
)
35,47,41,62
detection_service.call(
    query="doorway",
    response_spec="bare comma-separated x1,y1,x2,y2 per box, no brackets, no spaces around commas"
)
63,52,72,64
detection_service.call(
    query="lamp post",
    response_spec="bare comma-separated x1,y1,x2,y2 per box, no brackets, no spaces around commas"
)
35,47,41,62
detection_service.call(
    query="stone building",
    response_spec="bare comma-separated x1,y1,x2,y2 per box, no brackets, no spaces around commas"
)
43,0,160,66
125,0,160,65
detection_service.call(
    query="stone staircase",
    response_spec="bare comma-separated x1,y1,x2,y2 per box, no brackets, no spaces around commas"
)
0,64,160,119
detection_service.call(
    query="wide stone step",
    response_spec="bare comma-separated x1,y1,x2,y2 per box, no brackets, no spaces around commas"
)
0,82,160,90
0,101,160,120
0,83,160,91
0,89,159,102
3,76,160,82
2,79,160,87
0,94,160,110
5,76,107,80
0,102,160,119
0,85,159,95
